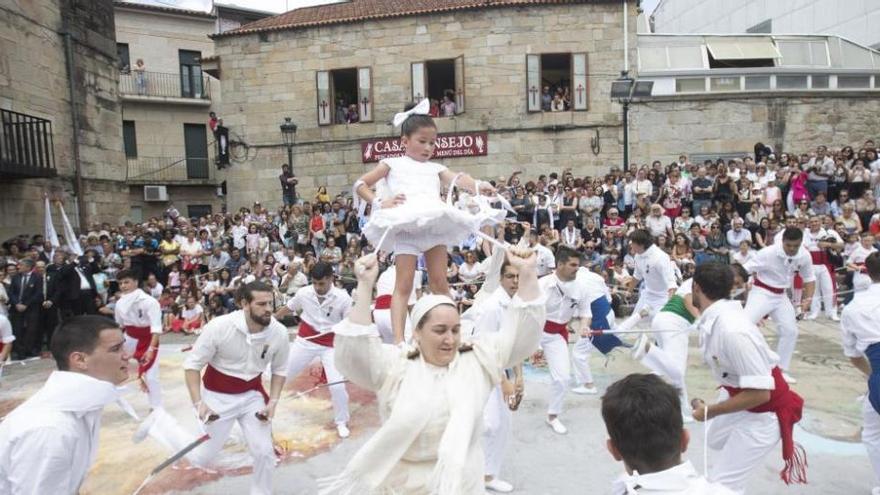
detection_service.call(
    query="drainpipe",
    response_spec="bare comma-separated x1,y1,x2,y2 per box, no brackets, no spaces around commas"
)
62,26,87,230
622,0,629,76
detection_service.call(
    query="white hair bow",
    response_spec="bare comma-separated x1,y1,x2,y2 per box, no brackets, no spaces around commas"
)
392,98,430,127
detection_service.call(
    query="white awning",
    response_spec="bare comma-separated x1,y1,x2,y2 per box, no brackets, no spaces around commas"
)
706,38,781,60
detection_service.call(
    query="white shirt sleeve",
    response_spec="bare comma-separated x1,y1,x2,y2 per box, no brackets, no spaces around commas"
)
147,297,163,334
182,321,218,371
286,291,303,314
7,427,76,495
797,251,817,283
839,308,862,358
720,330,774,390
269,328,290,377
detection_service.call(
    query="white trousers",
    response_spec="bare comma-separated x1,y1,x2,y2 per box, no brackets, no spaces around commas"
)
864,397,880,485
123,334,162,409
707,390,780,494
634,290,671,315
541,332,570,416
192,389,275,495
640,312,691,408
373,308,412,344
855,272,872,293
286,339,349,425
808,264,835,318
482,385,511,478
570,334,595,386
743,287,798,370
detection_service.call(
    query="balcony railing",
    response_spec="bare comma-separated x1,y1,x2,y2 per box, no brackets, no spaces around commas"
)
119,70,211,100
126,154,217,184
0,109,57,178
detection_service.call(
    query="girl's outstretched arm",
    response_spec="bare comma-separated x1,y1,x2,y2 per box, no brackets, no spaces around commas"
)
439,169,495,195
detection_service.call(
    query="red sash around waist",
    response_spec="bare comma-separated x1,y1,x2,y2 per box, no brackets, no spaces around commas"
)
543,320,569,343
374,294,392,310
753,277,785,294
298,319,334,347
809,250,828,265
202,364,269,404
124,325,158,377
723,366,807,485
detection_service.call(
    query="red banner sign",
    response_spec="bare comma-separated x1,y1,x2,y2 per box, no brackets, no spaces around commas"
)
361,131,488,163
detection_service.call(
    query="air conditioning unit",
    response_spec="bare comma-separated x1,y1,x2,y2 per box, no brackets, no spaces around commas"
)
144,185,168,202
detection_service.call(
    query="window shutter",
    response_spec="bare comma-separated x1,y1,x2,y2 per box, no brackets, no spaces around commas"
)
454,55,465,114
526,54,541,112
357,67,373,122
411,62,426,102
316,70,331,126
572,53,588,111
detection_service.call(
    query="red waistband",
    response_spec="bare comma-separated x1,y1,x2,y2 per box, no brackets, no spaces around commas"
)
124,325,158,377
809,251,828,265
203,364,268,404
723,366,807,485
298,319,334,347
124,325,152,339
543,320,569,343
374,294,392,310
753,277,785,294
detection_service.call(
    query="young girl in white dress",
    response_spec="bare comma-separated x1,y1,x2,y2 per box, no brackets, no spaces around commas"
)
355,100,495,343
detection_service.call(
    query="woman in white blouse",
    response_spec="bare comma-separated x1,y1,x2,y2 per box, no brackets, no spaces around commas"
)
458,250,482,284
321,245,545,495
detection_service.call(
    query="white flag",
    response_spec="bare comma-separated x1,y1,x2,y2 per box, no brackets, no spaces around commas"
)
44,197,60,248
59,203,83,256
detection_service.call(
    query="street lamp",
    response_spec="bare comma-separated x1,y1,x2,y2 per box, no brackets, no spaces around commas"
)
610,73,653,172
280,117,297,172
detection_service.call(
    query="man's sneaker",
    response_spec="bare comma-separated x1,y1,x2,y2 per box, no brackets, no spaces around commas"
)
830,313,840,322
631,333,651,361
804,313,818,321
572,385,599,395
546,417,568,435
782,372,797,384
485,478,514,493
336,423,350,438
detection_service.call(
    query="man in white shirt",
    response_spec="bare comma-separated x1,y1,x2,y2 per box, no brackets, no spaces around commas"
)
145,273,163,299
207,245,230,273
275,262,353,438
603,374,735,495
645,204,673,239
539,245,592,435
848,232,878,293
184,281,290,495
372,261,421,344
742,227,816,383
691,263,807,493
802,216,843,320
529,230,556,277
839,252,880,493
0,316,128,494
626,229,678,315
115,269,163,409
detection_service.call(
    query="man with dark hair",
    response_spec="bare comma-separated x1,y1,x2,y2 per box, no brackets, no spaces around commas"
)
742,226,815,384
840,251,880,492
802,216,843,321
626,228,678,316
58,252,98,317
115,268,163,409
602,374,733,494
0,316,128,493
8,258,43,359
691,262,806,492
538,245,594,435
279,163,298,206
181,281,290,494
275,261,353,438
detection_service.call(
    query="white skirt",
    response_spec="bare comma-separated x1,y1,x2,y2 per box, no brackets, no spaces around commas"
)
364,195,479,254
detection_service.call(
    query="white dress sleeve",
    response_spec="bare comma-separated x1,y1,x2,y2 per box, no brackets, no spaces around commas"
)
333,318,404,392
476,295,546,370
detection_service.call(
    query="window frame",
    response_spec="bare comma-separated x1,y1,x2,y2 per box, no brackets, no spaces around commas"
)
410,56,466,116
316,67,373,126
525,52,589,113
122,120,137,158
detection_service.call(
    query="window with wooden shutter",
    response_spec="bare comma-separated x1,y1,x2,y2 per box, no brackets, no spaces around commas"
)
357,67,373,122
411,62,426,102
316,70,331,125
526,54,541,112
572,53,588,111
454,55,465,114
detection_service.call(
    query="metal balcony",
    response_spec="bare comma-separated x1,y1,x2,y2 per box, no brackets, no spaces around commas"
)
119,70,212,105
126,154,219,185
0,109,57,179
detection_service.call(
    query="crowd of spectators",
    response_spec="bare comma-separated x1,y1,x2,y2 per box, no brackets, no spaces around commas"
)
3,141,880,359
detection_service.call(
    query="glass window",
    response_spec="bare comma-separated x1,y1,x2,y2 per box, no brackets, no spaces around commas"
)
117,43,130,72
744,76,770,90
710,76,740,91
675,78,705,93
777,41,811,66
667,46,704,69
639,47,667,71
810,41,829,66
840,40,873,68
811,75,829,88
122,120,137,158
837,75,871,89
776,75,808,89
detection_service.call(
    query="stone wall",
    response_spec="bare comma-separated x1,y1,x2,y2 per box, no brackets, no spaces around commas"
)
0,0,127,241
215,2,637,210
628,92,880,165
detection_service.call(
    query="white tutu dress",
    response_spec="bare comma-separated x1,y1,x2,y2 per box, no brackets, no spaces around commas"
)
363,156,498,255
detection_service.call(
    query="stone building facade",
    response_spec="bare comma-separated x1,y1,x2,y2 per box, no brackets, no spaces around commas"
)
0,0,128,240
211,0,636,209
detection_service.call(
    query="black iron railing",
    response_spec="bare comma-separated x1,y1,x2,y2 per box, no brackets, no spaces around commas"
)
0,109,56,178
126,154,216,182
119,70,211,100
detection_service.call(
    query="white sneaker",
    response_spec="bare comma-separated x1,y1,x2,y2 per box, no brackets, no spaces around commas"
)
485,478,514,493
829,314,840,322
572,385,599,395
546,417,568,435
804,314,818,321
336,423,350,438
631,333,650,361
782,372,797,384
